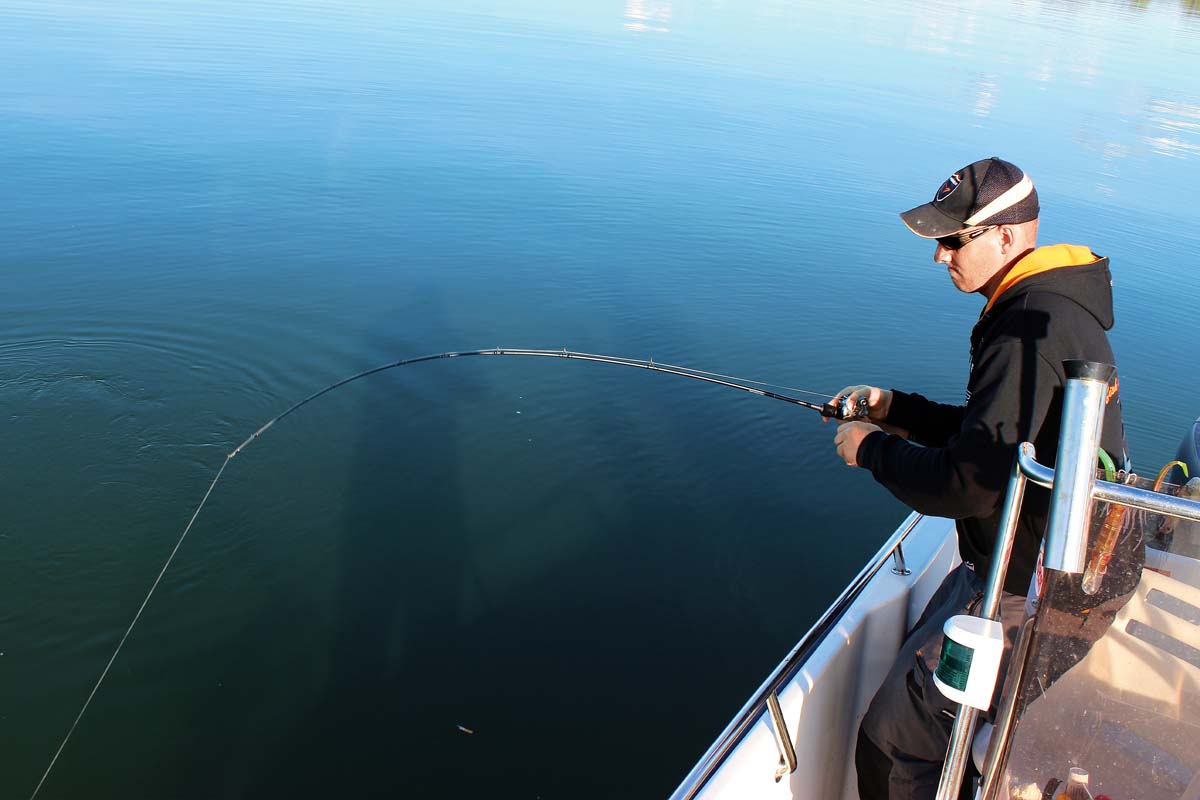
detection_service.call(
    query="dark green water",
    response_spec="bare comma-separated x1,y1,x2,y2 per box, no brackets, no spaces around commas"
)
3,1,1199,797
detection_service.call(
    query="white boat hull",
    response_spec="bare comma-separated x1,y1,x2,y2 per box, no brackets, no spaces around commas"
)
679,513,960,799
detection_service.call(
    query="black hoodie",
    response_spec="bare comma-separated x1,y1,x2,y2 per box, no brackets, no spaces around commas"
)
857,245,1128,595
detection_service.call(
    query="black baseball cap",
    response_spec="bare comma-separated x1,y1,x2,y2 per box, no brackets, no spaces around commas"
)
900,157,1039,238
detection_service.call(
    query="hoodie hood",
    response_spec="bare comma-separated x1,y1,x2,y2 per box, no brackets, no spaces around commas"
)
984,244,1114,329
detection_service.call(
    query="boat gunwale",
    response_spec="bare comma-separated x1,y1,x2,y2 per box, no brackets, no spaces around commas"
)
669,510,927,800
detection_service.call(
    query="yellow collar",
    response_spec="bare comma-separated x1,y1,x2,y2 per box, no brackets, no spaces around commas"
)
984,244,1100,314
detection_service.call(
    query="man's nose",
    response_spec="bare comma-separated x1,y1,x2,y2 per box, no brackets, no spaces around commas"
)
934,243,953,263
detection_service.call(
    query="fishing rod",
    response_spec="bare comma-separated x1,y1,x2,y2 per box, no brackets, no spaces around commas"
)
229,348,868,457
29,347,865,800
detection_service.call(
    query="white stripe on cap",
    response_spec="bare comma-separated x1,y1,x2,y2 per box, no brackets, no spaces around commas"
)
963,173,1034,227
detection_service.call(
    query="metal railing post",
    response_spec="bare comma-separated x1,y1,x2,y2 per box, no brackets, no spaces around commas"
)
765,691,797,780
935,445,1032,800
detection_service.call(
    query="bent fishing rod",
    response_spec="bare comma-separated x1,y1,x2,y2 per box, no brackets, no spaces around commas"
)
29,347,866,800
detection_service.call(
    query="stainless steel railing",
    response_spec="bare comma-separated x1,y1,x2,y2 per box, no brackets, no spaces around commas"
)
937,360,1200,800
1021,447,1200,520
669,511,926,800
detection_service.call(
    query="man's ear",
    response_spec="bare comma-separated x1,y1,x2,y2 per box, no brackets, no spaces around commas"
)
997,224,1018,253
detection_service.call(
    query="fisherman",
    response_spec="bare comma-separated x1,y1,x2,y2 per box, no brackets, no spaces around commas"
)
829,157,1128,800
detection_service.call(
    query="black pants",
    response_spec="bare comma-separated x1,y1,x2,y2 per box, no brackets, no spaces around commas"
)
855,565,1027,800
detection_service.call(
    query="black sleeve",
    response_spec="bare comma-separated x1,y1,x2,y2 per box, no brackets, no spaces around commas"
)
858,341,1059,519
886,389,966,447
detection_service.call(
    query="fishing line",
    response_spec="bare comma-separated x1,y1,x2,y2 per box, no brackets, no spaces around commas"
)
30,347,863,799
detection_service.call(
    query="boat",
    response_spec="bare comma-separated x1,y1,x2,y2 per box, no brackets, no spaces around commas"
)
671,361,1200,799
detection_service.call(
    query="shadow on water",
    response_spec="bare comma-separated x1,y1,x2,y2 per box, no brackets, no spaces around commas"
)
235,334,479,794
197,315,690,796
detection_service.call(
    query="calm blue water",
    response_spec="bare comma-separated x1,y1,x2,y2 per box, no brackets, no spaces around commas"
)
3,1,1199,797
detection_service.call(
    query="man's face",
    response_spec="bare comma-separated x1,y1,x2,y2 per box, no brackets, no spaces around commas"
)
934,226,1008,295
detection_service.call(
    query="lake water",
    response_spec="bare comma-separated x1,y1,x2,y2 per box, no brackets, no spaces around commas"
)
3,1,1199,797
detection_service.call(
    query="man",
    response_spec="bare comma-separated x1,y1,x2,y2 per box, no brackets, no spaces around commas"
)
830,157,1128,799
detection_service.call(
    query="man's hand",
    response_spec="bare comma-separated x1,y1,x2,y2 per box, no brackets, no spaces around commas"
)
834,421,882,467
824,384,911,439
829,385,893,421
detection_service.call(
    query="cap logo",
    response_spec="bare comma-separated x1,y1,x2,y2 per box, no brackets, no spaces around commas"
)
935,172,962,202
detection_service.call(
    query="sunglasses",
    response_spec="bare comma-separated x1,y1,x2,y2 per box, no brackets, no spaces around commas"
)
936,226,996,251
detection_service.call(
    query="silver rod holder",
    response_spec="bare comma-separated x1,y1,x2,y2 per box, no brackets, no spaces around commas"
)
1043,360,1113,573
935,446,1032,800
891,542,911,576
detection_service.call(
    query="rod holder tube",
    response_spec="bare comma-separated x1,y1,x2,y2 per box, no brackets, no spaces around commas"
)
1042,360,1114,573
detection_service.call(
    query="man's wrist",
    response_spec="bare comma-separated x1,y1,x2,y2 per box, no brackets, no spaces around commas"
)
856,429,888,468
876,389,894,421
